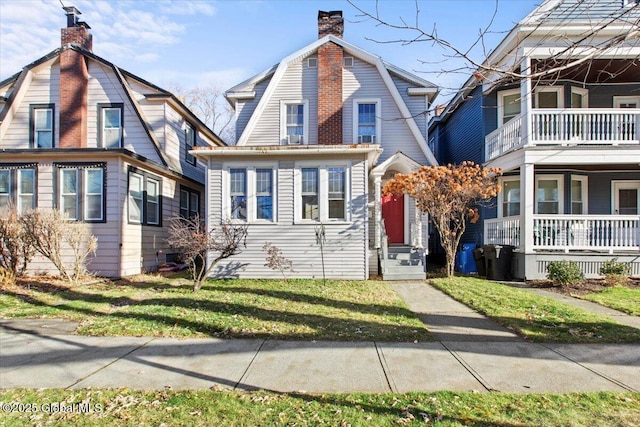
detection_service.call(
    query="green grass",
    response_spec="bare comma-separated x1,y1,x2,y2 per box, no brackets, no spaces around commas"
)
430,277,640,343
0,275,431,342
0,389,638,426
582,286,640,316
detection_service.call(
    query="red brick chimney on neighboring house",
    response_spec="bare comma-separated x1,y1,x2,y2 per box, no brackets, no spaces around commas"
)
317,11,343,145
59,6,92,148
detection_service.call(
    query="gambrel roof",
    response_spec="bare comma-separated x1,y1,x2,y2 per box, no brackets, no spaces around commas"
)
226,34,438,165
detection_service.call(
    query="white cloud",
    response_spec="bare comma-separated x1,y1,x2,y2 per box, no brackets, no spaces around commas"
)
158,1,217,16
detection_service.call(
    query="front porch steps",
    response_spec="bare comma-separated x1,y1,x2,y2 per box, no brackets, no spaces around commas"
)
382,246,426,281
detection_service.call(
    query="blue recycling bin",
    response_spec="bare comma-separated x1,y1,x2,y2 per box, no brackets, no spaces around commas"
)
455,243,478,274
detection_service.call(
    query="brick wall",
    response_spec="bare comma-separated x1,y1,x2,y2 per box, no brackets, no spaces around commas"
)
59,26,92,148
317,42,343,145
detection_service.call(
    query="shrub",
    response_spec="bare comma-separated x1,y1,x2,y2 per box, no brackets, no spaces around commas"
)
600,258,631,276
0,210,35,280
263,242,295,281
546,261,584,286
600,258,631,287
21,209,97,283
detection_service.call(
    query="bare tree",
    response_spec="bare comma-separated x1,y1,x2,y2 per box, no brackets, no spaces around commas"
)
167,215,248,291
348,0,640,98
262,241,295,281
167,82,236,144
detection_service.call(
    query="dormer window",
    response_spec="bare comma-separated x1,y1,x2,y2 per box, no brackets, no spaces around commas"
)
30,104,54,148
185,123,196,166
280,100,309,145
98,103,123,148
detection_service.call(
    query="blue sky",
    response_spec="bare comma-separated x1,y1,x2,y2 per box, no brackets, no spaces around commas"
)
0,0,540,103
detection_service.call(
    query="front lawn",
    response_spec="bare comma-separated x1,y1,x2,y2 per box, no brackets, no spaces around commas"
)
582,286,640,316
0,275,431,342
1,389,638,427
430,277,640,343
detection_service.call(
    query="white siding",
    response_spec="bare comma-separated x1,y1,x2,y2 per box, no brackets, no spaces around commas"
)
207,154,369,280
87,62,163,163
245,59,318,146
1,65,59,149
391,74,428,141
343,58,428,164
235,78,270,141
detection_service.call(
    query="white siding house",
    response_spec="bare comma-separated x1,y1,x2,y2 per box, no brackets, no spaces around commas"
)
195,11,439,280
0,7,225,277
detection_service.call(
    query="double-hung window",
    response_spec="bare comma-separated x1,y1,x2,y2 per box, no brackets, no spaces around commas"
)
353,99,381,144
301,168,319,220
185,123,196,165
56,164,106,222
127,168,161,226
98,104,123,148
230,169,247,221
328,167,346,220
297,164,350,222
501,179,520,217
498,89,521,126
281,100,308,145
180,187,200,219
256,169,273,221
536,175,563,214
30,104,54,148
0,165,37,214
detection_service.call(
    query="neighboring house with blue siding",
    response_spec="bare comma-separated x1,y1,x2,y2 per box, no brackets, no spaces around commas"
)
431,0,640,279
195,11,439,280
0,7,225,277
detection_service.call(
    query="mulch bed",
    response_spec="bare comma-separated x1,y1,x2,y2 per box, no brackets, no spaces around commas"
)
527,277,640,296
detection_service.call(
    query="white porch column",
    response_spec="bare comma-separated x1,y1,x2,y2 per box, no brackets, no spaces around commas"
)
520,163,535,253
413,202,423,248
373,174,383,248
520,53,532,146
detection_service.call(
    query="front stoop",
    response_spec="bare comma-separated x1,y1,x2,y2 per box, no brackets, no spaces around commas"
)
382,246,426,281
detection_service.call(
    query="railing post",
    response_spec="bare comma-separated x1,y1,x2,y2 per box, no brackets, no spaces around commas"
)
520,54,532,146
521,163,535,253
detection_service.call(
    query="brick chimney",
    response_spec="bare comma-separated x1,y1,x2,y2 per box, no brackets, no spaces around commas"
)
59,6,92,148
317,11,343,145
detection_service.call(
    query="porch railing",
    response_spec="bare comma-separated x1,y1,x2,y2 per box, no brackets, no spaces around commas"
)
484,215,640,253
485,216,521,247
485,114,524,160
485,109,640,161
531,109,640,144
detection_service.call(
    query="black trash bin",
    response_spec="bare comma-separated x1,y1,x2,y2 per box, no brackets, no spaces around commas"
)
483,245,513,281
473,247,486,277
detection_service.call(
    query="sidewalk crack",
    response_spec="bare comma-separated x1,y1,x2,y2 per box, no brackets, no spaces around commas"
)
374,342,394,392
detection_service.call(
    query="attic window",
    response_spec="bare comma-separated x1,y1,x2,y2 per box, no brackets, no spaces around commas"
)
343,57,354,67
307,58,317,68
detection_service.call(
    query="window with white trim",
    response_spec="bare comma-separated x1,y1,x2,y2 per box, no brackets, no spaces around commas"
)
296,163,351,222
501,178,520,217
56,164,106,222
497,89,520,126
353,99,381,144
571,87,589,108
185,123,196,166
0,166,36,214
98,104,123,148
328,167,346,220
30,104,54,148
534,86,564,109
180,187,200,219
230,168,247,221
301,168,319,220
224,166,277,222
256,169,273,221
536,175,563,214
281,100,308,145
127,168,161,226
571,176,588,214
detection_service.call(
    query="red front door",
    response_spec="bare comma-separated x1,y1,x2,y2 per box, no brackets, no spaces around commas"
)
382,194,404,244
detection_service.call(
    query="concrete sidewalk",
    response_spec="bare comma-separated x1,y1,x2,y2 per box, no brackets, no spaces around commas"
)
1,318,638,394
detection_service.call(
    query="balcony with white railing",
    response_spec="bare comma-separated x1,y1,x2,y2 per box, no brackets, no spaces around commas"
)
484,215,640,253
485,108,640,161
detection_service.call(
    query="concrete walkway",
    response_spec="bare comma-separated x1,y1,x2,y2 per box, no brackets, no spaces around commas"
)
1,282,639,394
